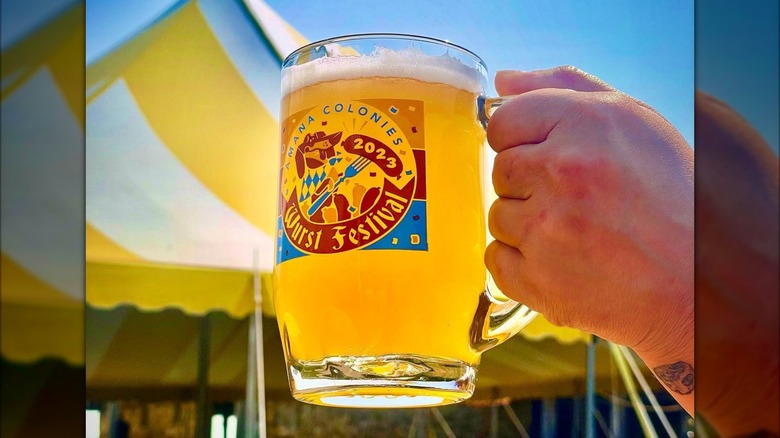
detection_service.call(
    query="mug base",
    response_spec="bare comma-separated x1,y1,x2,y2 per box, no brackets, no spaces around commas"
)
288,354,477,408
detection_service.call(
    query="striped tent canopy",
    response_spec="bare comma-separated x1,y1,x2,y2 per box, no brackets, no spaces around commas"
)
85,0,305,317
85,305,646,403
1,2,85,435
2,0,588,369
83,0,588,342
1,0,84,366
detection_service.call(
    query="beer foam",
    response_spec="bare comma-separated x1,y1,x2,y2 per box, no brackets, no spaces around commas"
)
283,47,484,95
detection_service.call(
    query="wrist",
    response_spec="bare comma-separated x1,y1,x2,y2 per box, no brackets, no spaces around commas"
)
632,291,694,367
631,294,695,412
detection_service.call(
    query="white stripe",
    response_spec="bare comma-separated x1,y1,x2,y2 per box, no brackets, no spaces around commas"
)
198,0,282,118
0,68,84,299
86,80,274,271
242,0,302,60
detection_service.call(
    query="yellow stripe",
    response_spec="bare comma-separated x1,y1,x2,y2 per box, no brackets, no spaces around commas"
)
1,302,84,365
86,2,183,101
86,305,199,386
84,306,131,380
204,316,248,385
86,261,276,317
521,315,591,344
0,254,79,308
85,223,142,263
47,12,85,126
1,255,83,365
1,3,82,100
120,2,279,236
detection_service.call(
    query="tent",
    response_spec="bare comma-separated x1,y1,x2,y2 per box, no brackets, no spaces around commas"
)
2,0,675,435
0,0,587,365
85,305,624,404
83,0,589,367
83,0,588,340
1,2,85,436
1,0,84,367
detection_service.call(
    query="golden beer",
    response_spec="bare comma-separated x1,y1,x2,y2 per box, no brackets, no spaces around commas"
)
275,36,535,408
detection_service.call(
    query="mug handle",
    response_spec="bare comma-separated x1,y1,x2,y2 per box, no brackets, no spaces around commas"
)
470,95,538,352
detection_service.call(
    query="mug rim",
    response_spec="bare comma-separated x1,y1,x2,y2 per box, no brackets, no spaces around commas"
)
283,33,487,69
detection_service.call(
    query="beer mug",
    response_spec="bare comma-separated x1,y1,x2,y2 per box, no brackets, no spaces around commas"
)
274,34,537,408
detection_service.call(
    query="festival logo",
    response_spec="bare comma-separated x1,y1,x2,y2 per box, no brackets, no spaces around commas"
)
277,99,427,263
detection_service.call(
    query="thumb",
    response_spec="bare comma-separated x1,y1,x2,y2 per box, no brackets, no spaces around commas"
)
495,66,615,96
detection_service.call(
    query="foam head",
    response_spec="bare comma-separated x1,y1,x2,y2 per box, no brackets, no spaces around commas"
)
282,47,485,95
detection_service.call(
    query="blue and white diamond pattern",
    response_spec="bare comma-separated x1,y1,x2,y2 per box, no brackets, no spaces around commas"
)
299,167,327,202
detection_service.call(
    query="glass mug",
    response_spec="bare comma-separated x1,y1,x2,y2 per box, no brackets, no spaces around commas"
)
274,34,536,408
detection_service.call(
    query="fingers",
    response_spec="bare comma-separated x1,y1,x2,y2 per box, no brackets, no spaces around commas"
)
487,66,617,150
495,66,615,96
488,197,539,250
485,239,525,295
486,87,576,151
484,240,538,308
492,144,549,198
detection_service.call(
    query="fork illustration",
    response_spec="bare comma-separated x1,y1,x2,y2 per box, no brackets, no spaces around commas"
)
307,156,372,216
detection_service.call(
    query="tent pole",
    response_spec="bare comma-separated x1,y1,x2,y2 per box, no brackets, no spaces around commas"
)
541,398,557,438
609,343,657,438
406,409,422,438
234,401,245,438
489,403,498,438
253,250,267,438
244,315,258,438
610,356,623,437
619,345,676,437
431,408,456,438
502,402,530,438
105,402,118,438
195,314,211,438
585,336,597,438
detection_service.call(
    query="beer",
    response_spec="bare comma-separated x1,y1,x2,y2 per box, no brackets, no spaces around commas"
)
274,38,535,408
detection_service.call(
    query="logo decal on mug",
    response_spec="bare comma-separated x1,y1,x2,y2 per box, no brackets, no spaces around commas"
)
277,99,427,263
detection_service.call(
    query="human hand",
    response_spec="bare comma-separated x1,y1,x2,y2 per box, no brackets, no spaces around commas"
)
484,67,694,412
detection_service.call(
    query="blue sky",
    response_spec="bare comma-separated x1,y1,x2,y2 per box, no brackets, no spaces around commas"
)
269,0,695,145
83,0,694,146
696,1,779,152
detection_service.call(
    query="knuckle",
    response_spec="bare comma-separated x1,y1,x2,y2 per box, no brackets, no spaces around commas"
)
492,151,511,187
543,149,583,186
493,149,530,197
569,95,605,121
600,92,637,114
595,92,638,118
504,151,522,185
536,207,558,238
566,92,630,127
553,65,586,84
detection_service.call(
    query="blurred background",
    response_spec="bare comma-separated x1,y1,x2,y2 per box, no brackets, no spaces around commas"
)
4,0,774,437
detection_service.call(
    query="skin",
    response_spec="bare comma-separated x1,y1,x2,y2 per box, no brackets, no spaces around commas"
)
484,66,695,414
486,66,780,436
695,92,779,436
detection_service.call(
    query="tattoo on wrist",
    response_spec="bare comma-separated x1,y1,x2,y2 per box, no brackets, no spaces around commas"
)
653,361,694,395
